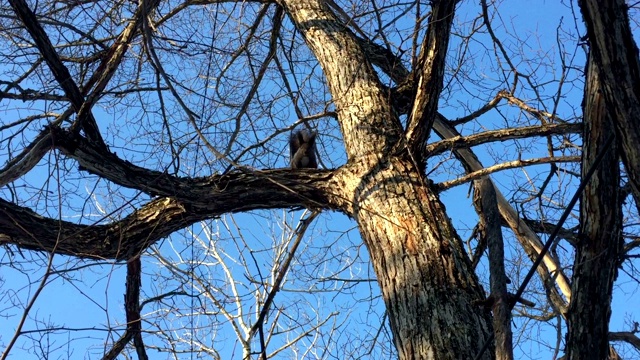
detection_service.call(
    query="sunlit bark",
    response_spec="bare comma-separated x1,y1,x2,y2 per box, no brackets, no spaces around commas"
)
280,1,493,358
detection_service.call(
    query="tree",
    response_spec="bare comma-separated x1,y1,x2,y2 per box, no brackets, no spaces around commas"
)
1,0,639,359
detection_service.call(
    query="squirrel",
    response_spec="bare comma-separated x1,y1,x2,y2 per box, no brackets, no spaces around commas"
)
289,129,318,169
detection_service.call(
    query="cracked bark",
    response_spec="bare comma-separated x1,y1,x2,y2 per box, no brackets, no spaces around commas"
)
281,1,493,358
578,0,640,213
565,51,622,360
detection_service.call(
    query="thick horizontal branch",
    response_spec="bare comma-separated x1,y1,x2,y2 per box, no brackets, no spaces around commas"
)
46,126,331,204
1,127,340,260
0,165,336,260
426,122,582,157
609,331,640,351
0,89,67,102
49,126,201,199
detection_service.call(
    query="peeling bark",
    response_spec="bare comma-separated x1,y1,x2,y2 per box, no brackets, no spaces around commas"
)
406,0,458,167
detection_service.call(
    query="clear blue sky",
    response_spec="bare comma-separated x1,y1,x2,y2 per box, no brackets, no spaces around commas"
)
1,0,639,359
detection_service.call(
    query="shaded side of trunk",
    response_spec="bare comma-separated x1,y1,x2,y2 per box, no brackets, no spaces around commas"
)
565,52,622,360
579,0,640,211
353,158,493,360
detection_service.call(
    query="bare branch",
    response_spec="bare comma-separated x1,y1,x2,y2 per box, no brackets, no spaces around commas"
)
473,179,513,360
102,257,147,360
433,115,572,311
438,156,579,191
427,123,581,157
7,0,107,148
0,131,53,187
406,0,458,167
0,254,55,360
609,331,640,351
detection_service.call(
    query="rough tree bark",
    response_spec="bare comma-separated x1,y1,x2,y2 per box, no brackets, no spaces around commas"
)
2,0,639,356
567,2,640,358
0,0,495,358
281,1,493,358
565,52,622,360
578,0,640,211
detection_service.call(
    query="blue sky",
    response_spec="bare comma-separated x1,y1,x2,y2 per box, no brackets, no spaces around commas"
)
1,0,639,359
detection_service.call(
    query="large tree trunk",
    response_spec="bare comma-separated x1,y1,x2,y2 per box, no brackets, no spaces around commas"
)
280,1,493,358
353,158,493,359
578,0,640,211
565,52,622,360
